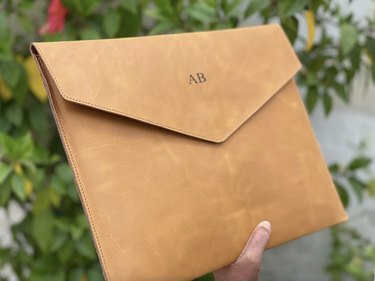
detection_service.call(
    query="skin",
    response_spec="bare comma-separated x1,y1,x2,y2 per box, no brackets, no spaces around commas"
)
213,221,272,281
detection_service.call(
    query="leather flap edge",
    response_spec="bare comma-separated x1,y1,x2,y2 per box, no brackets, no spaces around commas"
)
30,24,301,143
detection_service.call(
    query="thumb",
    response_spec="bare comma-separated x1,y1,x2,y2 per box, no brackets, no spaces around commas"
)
234,221,272,266
213,221,271,281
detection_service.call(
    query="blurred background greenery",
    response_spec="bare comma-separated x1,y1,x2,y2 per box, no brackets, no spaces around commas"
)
0,0,375,280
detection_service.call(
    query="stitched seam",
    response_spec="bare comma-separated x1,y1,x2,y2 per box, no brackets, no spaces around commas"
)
60,95,221,142
50,90,112,281
32,47,112,281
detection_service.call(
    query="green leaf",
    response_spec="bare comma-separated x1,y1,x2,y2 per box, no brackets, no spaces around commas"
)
12,65,28,104
368,179,375,196
0,163,11,184
118,9,141,37
11,174,26,201
28,104,50,134
69,268,85,281
5,102,23,127
363,245,375,259
70,224,84,240
76,213,89,229
0,248,11,266
31,144,54,165
119,0,138,14
0,133,34,161
103,11,122,38
48,271,66,281
30,269,66,281
245,0,271,18
222,0,243,17
0,11,8,36
332,81,349,103
83,0,100,15
0,11,14,54
32,210,54,254
51,232,69,253
348,157,372,170
0,133,13,155
346,257,365,277
56,163,73,183
57,243,74,263
0,61,21,88
0,182,11,206
17,133,34,159
67,181,80,202
187,2,217,23
87,265,105,281
65,0,99,16
348,176,365,202
323,66,338,83
75,234,96,260
79,28,102,40
334,181,349,208
146,6,170,21
305,72,319,86
32,190,52,215
50,175,66,196
365,36,375,60
340,24,358,55
305,87,318,113
278,0,307,18
149,21,176,35
281,16,299,44
49,188,61,207
55,218,74,233
329,163,340,173
0,118,11,133
323,93,333,116
68,267,86,281
350,44,361,72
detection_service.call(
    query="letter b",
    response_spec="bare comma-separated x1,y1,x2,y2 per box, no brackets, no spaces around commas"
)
197,73,206,83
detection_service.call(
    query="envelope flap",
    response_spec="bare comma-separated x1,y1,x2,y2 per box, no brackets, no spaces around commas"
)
31,24,301,143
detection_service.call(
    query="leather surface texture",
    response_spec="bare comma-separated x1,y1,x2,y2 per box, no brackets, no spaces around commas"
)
30,24,348,281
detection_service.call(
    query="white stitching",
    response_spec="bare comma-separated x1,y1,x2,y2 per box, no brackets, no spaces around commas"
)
32,45,112,281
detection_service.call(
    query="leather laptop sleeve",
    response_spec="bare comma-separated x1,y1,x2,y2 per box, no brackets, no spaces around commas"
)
30,24,348,281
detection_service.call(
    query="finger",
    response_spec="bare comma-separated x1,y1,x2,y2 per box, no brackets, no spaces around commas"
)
235,221,271,265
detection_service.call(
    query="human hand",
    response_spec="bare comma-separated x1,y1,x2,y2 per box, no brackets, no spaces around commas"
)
213,221,271,281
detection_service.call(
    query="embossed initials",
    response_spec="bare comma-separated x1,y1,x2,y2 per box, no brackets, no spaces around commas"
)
189,73,206,84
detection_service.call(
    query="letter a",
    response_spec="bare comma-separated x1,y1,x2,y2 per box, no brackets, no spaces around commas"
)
189,74,198,84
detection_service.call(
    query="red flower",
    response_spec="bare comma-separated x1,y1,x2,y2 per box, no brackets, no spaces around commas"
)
39,0,68,35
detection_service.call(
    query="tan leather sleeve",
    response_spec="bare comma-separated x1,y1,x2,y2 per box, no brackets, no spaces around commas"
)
30,24,348,281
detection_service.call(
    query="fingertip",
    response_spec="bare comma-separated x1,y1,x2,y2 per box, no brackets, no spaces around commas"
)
234,220,272,264
258,220,271,234
252,220,272,247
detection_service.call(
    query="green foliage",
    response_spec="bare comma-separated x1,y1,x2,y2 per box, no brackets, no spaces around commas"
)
330,152,374,207
0,0,374,281
327,225,375,281
0,133,100,280
328,142,375,281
